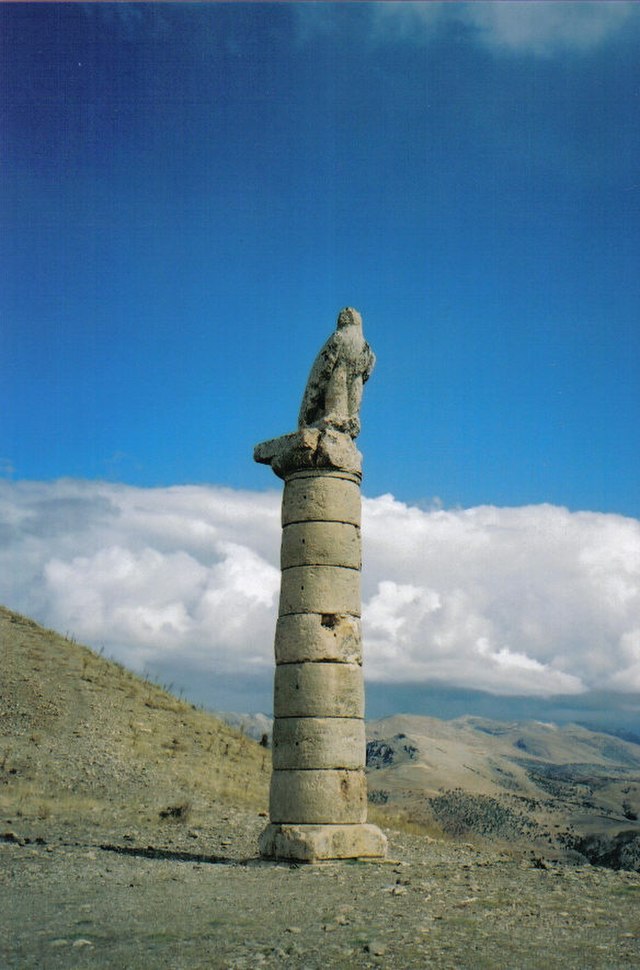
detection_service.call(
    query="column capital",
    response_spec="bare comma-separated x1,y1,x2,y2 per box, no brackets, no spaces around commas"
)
253,427,362,481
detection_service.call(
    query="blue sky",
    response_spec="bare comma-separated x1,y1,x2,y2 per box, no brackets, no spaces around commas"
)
2,3,640,727
3,1,639,514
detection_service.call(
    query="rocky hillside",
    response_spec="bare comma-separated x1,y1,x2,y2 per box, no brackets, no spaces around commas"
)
366,714,640,869
0,605,269,839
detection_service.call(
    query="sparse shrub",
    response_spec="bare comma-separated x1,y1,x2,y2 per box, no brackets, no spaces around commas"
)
159,801,192,822
368,789,390,805
428,788,536,840
576,831,640,871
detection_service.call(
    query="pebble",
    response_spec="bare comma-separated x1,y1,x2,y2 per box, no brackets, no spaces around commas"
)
3,831,22,845
364,941,386,955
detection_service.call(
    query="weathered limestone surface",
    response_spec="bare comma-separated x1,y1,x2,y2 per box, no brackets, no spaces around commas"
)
281,472,361,526
255,429,363,481
274,663,364,718
254,308,386,861
258,823,387,862
269,769,367,824
272,717,365,770
279,564,360,616
281,521,361,569
274,613,362,665
297,307,375,440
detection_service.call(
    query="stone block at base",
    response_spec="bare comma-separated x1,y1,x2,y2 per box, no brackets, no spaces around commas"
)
259,823,387,862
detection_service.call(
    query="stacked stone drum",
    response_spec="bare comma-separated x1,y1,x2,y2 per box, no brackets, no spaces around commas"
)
255,306,386,861
257,458,387,860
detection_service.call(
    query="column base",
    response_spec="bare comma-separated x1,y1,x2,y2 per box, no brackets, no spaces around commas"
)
259,822,387,862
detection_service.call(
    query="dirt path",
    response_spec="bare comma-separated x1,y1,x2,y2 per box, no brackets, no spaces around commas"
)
2,812,640,970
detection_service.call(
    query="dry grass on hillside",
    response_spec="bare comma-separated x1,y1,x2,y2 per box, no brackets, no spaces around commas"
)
0,606,269,835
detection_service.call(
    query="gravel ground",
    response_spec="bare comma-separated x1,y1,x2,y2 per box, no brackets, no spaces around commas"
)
2,810,640,970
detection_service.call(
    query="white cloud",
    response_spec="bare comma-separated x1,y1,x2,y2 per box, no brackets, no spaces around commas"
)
0,480,281,676
461,1,637,55
1,480,639,699
361,498,640,695
341,1,639,56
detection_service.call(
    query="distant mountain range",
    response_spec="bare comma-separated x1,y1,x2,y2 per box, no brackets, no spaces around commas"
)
364,714,640,869
215,709,640,869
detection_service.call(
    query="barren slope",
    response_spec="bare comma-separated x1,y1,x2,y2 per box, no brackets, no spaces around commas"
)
367,714,640,864
0,605,269,838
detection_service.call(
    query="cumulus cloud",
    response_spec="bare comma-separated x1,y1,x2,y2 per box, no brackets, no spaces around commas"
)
303,1,639,57
362,498,640,694
1,480,639,703
0,480,281,678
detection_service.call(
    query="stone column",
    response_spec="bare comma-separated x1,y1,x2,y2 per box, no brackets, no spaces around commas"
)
254,427,387,861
